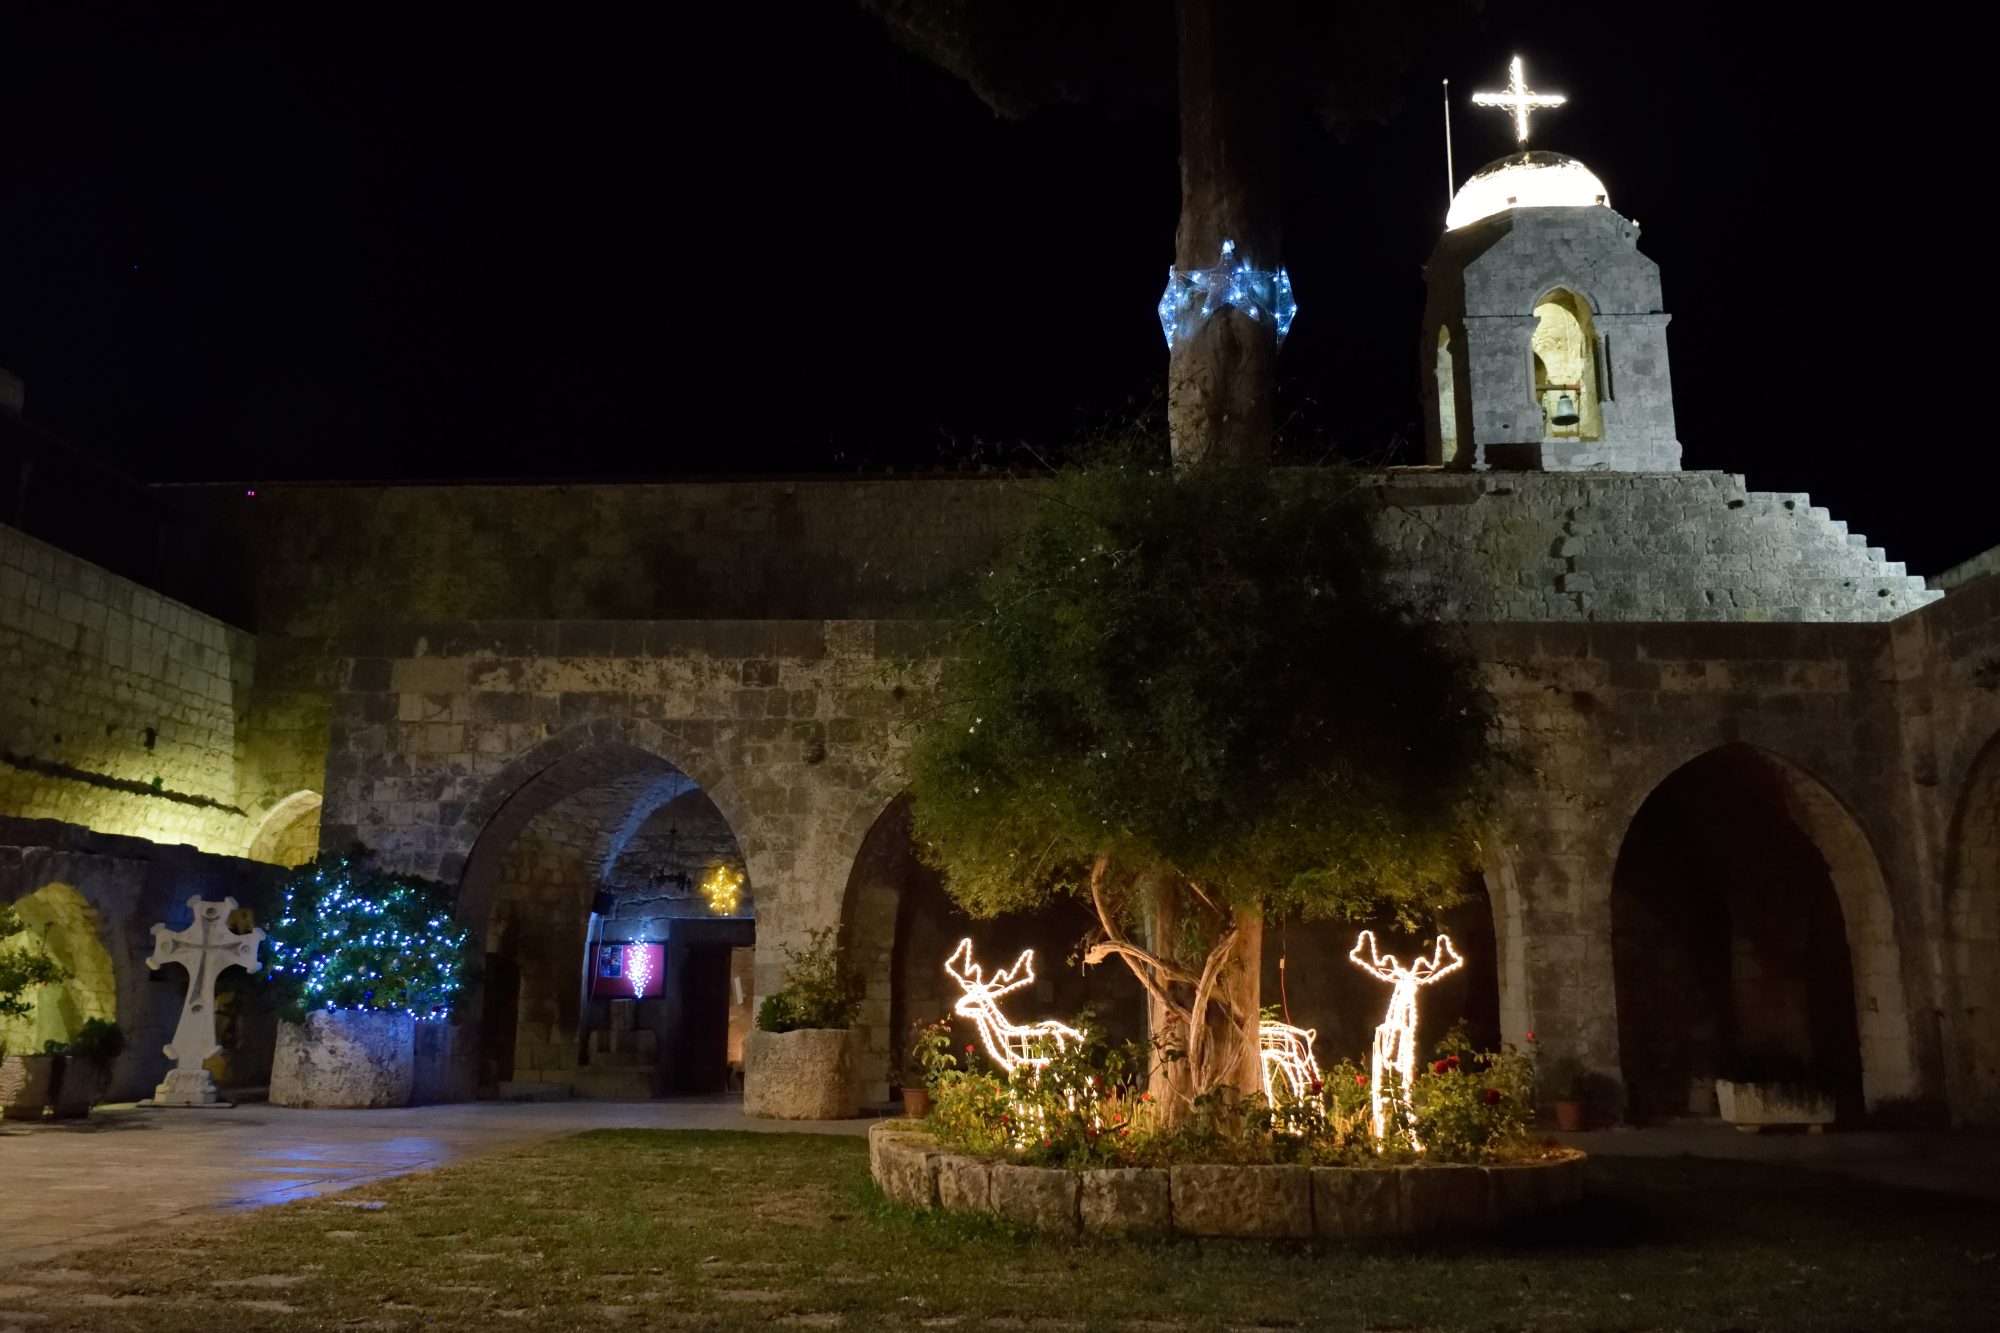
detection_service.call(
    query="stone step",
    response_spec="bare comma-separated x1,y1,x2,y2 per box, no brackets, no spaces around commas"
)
571,1067,657,1100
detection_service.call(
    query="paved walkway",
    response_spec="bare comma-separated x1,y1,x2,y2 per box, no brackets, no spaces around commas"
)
10,1102,1997,1270
0,1096,876,1270
1552,1121,2000,1203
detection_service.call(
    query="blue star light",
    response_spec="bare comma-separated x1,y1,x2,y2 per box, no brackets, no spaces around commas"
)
1157,239,1298,351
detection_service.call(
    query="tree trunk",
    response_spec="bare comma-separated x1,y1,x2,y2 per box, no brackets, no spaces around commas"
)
1169,0,1283,467
1139,879,1262,1121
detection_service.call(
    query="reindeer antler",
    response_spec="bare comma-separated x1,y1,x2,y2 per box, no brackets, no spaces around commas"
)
1348,930,1403,981
1411,934,1464,983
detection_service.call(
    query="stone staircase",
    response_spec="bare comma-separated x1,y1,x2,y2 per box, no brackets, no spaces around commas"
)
572,1005,658,1099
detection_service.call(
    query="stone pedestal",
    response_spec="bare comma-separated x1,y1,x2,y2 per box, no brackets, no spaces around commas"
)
1717,1079,1835,1131
152,1066,222,1107
271,1010,416,1109
742,1028,855,1120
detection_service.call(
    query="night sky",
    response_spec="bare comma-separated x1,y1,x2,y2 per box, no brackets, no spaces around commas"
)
0,3,1986,573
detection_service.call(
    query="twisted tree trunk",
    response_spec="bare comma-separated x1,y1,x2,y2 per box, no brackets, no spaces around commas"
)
1168,0,1283,467
1084,857,1263,1125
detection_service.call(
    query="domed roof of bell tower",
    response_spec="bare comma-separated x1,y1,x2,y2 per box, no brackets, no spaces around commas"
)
1445,151,1611,230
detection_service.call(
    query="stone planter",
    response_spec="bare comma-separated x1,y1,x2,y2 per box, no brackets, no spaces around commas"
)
1716,1079,1834,1132
1,1054,56,1120
742,1028,856,1120
50,1056,108,1118
270,1010,416,1109
867,1124,1587,1239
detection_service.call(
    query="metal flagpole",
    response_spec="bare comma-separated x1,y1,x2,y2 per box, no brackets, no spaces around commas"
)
1443,78,1455,207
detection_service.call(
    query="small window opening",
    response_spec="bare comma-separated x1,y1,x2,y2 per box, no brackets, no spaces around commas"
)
1531,289,1603,442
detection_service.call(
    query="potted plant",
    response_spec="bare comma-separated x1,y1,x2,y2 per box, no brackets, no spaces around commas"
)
903,1019,953,1119
1548,1054,1588,1132
0,899,71,1121
743,928,861,1120
44,1019,126,1117
263,854,472,1109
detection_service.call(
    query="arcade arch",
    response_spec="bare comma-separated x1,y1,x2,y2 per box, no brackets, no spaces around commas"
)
1531,288,1602,442
0,882,116,1054
248,790,322,867
1945,730,2000,1125
1610,744,1913,1122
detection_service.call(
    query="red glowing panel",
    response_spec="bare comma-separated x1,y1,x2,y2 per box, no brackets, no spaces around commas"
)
590,943,664,998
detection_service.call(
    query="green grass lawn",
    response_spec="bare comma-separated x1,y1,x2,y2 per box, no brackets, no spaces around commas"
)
7,1129,1995,1331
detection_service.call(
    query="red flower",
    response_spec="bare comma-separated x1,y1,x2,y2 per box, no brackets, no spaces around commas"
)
1432,1059,1449,1075
965,1045,975,1053
1309,1079,1324,1094
1355,1074,1367,1086
1485,1088,1502,1106
1526,1032,1535,1041
1446,1055,1460,1070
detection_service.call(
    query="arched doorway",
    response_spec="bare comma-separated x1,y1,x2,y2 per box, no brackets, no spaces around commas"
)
840,796,1145,1107
1611,745,1903,1122
0,883,116,1055
1945,731,2000,1125
462,742,755,1100
1434,327,1460,465
1531,288,1602,442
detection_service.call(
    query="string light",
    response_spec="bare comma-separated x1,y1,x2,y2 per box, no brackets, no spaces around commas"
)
1259,1021,1322,1103
1349,931,1463,1151
265,857,471,1020
700,864,745,916
944,938,1083,1073
1157,239,1298,351
1471,55,1565,146
623,944,658,998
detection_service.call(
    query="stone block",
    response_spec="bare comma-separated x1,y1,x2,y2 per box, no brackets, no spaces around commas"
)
270,1010,415,1109
1483,1164,1544,1226
936,1155,991,1214
868,1128,938,1210
1312,1166,1404,1240
1400,1163,1489,1235
1170,1164,1310,1239
1716,1079,1834,1128
1079,1168,1170,1236
989,1164,1079,1233
742,1028,856,1120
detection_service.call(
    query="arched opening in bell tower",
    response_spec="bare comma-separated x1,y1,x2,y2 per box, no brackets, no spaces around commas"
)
1531,288,1603,443
1434,327,1460,464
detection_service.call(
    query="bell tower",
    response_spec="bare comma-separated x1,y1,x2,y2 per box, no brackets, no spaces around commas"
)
1422,61,1682,472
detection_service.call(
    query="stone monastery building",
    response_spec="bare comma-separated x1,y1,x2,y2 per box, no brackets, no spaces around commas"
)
5,142,2000,1131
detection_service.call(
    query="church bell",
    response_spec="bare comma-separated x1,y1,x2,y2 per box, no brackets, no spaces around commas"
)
1552,393,1580,426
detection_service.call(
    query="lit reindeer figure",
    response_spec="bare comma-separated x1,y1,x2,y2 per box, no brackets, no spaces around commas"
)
944,938,1085,1073
1350,931,1463,1149
1259,1021,1322,1103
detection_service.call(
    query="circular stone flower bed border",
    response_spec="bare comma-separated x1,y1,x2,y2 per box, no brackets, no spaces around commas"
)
869,1123,1585,1239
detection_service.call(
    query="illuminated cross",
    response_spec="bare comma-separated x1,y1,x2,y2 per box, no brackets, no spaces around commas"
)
1472,56,1566,146
146,896,265,1106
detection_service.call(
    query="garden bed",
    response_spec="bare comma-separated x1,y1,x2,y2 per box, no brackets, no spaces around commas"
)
869,1122,1584,1238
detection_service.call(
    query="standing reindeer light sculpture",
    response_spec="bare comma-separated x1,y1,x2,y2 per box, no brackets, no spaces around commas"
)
1350,931,1463,1149
944,938,1085,1073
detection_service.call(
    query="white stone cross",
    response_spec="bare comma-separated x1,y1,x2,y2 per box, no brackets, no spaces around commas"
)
1472,56,1566,146
146,896,265,1107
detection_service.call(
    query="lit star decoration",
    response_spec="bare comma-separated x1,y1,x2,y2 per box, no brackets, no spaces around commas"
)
623,944,658,998
700,864,745,916
1471,56,1565,147
1259,1021,1322,1103
1157,239,1298,351
945,938,1084,1073
264,855,473,1020
1349,931,1463,1150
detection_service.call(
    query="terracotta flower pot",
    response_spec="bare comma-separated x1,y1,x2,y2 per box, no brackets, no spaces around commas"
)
1553,1099,1584,1132
902,1085,933,1119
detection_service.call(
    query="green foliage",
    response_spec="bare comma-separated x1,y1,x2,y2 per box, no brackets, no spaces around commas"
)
755,928,860,1032
40,1018,125,1061
906,458,1493,926
0,900,71,1032
924,1022,1538,1169
264,853,472,1020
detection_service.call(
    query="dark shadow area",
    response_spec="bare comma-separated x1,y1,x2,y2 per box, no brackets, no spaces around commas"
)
1613,746,1866,1123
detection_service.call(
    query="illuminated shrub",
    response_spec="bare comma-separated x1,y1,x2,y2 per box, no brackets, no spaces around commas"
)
264,854,472,1020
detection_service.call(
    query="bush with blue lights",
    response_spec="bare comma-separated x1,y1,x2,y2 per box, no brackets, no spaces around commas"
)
266,853,472,1019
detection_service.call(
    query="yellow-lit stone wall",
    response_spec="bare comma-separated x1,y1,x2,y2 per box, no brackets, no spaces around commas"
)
0,524,256,854
0,881,116,1054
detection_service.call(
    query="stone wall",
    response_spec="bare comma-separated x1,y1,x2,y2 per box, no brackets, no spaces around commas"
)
0,523,260,855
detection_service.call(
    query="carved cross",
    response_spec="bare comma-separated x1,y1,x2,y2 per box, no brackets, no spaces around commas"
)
147,896,264,1081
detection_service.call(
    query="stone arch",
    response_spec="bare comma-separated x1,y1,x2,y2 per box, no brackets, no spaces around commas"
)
1530,286,1603,442
247,790,322,867
1609,743,1914,1121
1944,729,2000,1125
0,882,117,1054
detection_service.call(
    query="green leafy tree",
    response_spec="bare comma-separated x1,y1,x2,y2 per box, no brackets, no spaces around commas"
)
0,901,71,1050
264,854,473,1020
860,0,1478,464
906,455,1492,1121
